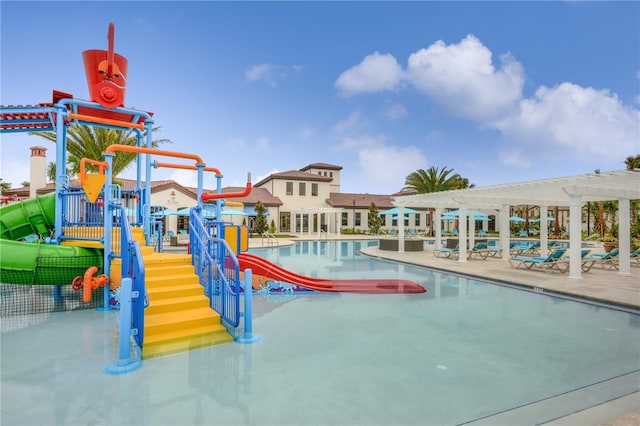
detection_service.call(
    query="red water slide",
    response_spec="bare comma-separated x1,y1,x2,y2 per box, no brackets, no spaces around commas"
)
237,253,426,294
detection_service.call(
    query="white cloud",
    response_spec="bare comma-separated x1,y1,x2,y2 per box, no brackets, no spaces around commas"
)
255,136,269,151
297,126,316,139
335,52,403,96
332,111,427,193
336,35,640,172
166,168,198,188
0,159,30,188
245,63,289,87
384,102,407,120
493,83,640,164
406,35,524,121
356,143,427,192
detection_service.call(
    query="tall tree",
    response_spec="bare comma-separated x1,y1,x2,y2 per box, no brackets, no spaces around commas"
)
31,124,170,180
403,166,474,236
253,201,269,235
367,202,383,235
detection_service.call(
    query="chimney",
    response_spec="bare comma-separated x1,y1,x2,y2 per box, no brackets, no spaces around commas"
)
29,146,47,198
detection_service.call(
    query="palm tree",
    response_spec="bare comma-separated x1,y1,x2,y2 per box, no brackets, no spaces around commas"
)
31,124,170,180
404,166,474,236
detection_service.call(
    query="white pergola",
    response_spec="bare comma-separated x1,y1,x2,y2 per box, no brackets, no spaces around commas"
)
393,169,640,279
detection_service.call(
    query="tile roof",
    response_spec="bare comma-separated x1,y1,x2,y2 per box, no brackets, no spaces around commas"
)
299,163,343,171
327,192,396,209
254,170,332,187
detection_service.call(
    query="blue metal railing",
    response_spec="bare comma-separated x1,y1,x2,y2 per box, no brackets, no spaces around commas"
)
189,209,240,328
105,204,146,374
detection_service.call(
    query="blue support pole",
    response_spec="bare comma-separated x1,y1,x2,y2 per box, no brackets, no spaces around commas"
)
53,104,68,241
104,278,142,374
101,153,114,311
235,269,260,344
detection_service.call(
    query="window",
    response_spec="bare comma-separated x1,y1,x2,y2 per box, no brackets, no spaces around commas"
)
299,182,306,196
329,172,333,177
355,212,361,226
415,214,421,227
341,212,348,226
318,171,322,176
286,182,293,195
311,183,318,196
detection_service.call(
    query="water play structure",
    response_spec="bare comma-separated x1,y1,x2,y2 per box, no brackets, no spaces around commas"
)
0,23,425,373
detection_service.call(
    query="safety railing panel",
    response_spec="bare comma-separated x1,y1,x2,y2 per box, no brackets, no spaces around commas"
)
190,209,240,328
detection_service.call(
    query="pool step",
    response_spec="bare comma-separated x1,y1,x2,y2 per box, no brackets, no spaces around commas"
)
142,252,232,359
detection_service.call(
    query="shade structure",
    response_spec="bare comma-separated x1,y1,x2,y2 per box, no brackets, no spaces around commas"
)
443,209,488,220
509,216,526,222
380,207,420,215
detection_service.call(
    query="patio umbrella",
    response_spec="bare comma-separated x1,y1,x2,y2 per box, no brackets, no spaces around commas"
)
529,217,555,223
444,209,488,220
379,207,420,215
509,216,526,222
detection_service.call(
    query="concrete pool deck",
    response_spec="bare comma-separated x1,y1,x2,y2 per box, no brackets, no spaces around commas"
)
243,234,640,425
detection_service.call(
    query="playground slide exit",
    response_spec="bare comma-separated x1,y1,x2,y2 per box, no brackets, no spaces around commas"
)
238,252,426,294
0,193,103,285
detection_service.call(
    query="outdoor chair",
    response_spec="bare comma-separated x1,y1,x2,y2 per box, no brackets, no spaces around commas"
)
508,248,567,273
434,244,459,258
465,241,490,260
630,248,640,266
583,248,619,271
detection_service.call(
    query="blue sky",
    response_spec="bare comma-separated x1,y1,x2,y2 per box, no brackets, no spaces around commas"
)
1,1,639,195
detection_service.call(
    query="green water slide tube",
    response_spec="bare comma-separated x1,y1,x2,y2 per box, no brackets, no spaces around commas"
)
0,193,103,285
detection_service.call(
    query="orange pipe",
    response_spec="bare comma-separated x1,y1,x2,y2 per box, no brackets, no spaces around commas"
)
68,112,144,130
82,266,110,303
154,162,222,177
104,144,204,164
201,180,252,202
79,158,109,185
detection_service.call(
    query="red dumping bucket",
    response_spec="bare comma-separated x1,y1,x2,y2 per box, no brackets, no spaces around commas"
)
82,49,128,108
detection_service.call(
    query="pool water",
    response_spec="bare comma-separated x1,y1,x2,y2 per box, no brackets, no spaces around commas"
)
1,240,639,425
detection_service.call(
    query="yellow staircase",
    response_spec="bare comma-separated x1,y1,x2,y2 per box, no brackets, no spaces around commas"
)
65,226,234,359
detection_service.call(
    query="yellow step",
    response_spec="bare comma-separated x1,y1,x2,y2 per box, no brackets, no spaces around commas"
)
143,327,233,359
147,284,205,301
145,264,196,278
145,275,200,289
145,295,210,314
145,307,217,335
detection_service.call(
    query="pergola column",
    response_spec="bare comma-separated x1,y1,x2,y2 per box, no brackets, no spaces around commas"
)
618,198,631,275
398,206,405,253
568,196,584,279
458,204,468,262
499,205,510,261
539,205,549,257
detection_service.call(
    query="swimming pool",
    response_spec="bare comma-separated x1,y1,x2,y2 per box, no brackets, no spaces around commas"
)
1,240,638,425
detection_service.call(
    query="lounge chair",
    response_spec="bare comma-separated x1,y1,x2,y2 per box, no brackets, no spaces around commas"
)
407,229,417,238
434,244,459,258
565,249,595,272
465,242,490,260
511,241,535,256
519,230,528,237
508,248,567,273
630,248,640,266
477,229,487,237
583,248,619,271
